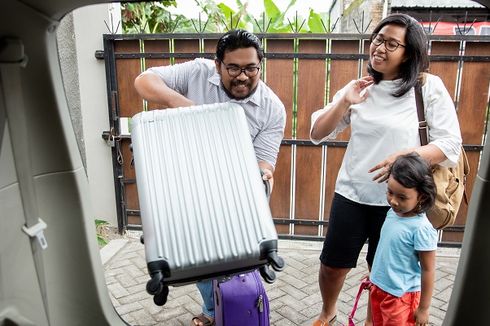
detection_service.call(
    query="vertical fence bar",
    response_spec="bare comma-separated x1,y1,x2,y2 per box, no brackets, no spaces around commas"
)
114,39,143,229
428,40,462,243
294,39,327,236
319,38,332,237
322,39,359,236
144,38,171,111
103,35,127,233
266,38,295,235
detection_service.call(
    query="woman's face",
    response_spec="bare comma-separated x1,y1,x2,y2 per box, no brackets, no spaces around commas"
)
370,24,407,80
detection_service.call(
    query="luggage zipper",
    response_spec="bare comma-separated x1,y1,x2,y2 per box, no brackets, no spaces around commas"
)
253,271,267,326
257,294,264,313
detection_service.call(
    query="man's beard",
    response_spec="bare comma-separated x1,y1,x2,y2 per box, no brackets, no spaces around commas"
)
222,80,257,100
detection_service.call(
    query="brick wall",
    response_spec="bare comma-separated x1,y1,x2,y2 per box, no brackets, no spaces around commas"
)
340,0,385,33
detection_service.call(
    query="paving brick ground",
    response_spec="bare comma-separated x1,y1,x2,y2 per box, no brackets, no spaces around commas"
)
101,235,460,326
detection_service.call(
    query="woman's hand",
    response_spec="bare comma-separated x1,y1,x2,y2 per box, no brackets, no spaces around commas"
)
370,145,447,183
311,76,374,141
369,151,406,183
341,76,374,106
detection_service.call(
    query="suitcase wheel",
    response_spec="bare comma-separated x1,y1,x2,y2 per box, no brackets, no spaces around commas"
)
259,265,276,284
153,285,169,306
140,234,144,244
146,271,163,295
267,251,285,272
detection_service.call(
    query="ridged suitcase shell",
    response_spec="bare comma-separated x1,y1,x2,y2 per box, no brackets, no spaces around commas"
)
131,103,279,284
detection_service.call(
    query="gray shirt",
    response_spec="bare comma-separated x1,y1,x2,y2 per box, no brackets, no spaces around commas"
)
148,58,286,168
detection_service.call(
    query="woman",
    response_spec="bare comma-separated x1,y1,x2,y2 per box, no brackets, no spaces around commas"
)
310,13,461,326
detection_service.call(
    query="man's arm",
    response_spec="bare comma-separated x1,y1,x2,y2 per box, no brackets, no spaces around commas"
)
134,71,194,108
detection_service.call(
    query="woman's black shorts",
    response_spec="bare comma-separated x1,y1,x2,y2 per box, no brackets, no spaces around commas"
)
320,193,389,268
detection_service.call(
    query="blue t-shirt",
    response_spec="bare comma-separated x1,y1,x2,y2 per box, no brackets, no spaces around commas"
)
370,209,438,297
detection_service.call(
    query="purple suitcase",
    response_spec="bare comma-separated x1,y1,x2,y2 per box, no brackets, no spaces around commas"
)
213,270,270,326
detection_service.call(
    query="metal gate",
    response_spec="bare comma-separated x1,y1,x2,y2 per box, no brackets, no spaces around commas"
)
99,32,490,247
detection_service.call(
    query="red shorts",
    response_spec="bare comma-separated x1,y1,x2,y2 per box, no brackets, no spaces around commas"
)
370,284,420,326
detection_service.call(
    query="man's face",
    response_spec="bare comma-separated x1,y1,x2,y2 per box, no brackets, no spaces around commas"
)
215,47,261,100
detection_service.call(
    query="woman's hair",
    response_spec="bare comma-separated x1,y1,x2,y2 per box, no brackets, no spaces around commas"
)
367,13,429,97
389,152,436,214
216,29,264,62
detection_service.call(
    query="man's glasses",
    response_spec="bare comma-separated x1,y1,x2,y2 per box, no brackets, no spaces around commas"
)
222,62,261,77
371,34,406,52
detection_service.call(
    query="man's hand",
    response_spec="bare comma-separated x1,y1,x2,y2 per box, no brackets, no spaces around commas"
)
260,167,273,181
258,161,274,191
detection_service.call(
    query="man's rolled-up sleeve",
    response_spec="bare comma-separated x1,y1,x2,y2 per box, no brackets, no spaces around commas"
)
147,60,196,95
254,104,286,169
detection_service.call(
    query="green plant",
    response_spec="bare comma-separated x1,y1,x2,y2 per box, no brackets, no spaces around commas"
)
121,1,193,33
95,219,110,247
121,0,329,34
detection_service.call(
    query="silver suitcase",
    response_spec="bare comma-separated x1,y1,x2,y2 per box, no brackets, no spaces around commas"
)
131,103,284,306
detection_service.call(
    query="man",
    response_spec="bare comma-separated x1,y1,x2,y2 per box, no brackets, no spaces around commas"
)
134,29,286,326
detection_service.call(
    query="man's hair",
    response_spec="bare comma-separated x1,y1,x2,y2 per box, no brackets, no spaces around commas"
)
367,13,429,97
216,29,264,62
389,152,436,214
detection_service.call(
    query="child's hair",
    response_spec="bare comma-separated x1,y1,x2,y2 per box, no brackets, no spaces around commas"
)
389,152,437,214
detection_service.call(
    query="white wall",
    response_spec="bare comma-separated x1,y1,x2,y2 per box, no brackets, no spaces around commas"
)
71,4,120,226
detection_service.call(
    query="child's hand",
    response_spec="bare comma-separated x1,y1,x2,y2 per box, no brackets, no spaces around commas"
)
414,306,430,325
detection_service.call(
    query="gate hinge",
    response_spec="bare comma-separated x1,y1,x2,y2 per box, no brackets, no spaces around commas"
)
94,50,104,60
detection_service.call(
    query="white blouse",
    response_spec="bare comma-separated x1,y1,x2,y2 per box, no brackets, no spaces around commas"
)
310,74,462,206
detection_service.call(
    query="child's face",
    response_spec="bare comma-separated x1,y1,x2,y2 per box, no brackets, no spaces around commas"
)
386,176,420,217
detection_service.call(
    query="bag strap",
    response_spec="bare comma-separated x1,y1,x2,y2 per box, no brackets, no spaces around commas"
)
348,278,372,326
461,149,471,205
414,82,469,205
414,83,429,146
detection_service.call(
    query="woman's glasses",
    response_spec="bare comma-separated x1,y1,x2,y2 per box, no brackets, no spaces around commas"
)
371,34,405,52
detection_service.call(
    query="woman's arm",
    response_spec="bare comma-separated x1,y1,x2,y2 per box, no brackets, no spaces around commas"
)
310,76,374,141
414,250,436,326
424,75,462,167
370,75,461,183
369,144,447,183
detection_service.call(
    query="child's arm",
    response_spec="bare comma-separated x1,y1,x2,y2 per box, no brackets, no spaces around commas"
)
414,250,436,325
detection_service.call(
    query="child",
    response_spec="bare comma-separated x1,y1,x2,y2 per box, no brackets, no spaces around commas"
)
369,152,437,326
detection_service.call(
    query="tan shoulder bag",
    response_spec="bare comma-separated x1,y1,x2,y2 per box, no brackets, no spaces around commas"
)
414,83,470,229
